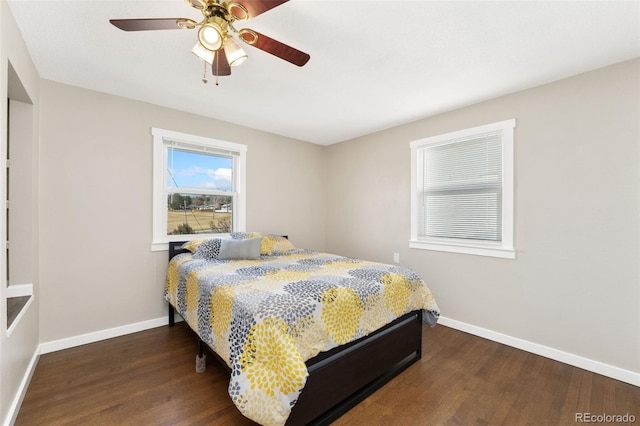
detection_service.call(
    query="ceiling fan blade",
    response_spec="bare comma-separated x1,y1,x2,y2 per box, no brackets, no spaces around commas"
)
239,29,310,67
109,18,194,31
228,1,289,20
212,50,232,76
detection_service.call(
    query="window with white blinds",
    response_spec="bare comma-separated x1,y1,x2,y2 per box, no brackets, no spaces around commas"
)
410,119,515,259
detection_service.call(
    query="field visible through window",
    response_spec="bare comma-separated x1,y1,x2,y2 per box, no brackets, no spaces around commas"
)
167,209,232,234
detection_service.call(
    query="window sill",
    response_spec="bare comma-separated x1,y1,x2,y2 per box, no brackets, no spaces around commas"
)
409,239,516,259
151,241,169,252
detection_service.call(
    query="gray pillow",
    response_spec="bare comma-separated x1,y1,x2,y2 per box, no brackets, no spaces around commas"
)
218,237,262,260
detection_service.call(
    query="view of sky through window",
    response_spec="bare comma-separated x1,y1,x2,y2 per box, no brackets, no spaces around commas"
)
167,149,233,191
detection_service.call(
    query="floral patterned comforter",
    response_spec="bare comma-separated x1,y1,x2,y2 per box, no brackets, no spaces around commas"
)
165,248,439,426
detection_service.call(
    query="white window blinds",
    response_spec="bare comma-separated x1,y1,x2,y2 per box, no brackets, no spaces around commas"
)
418,131,503,241
410,118,515,259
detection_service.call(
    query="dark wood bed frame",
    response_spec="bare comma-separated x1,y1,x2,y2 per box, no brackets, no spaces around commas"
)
167,241,423,425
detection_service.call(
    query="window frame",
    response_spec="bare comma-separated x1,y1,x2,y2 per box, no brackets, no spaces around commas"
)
151,128,247,251
409,119,516,259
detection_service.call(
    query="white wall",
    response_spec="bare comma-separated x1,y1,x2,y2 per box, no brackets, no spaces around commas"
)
0,2,40,424
8,98,35,287
325,59,640,378
37,80,326,343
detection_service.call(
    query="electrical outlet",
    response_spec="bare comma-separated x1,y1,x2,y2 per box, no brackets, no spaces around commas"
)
393,253,400,263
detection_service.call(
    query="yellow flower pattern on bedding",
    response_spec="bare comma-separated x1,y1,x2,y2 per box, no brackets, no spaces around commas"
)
239,317,307,397
321,287,363,344
381,272,412,317
288,315,331,360
165,248,440,426
360,292,390,335
210,285,234,353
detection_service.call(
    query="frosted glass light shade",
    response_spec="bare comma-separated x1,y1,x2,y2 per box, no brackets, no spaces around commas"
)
224,37,248,66
192,42,214,65
198,23,223,51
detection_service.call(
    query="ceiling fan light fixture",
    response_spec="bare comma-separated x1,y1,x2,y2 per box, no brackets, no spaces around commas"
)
198,21,224,51
192,42,215,65
224,37,248,66
110,1,311,83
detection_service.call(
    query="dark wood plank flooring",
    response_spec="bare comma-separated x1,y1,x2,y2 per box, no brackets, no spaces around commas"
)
16,322,639,425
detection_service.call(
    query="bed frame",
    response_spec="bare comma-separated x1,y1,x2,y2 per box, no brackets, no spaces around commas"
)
167,241,423,425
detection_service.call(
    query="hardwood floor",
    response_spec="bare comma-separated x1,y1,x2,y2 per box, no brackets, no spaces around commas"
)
16,322,639,425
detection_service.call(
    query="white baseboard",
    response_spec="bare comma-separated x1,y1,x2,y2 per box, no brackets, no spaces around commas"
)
3,346,39,426
39,317,169,354
438,315,640,387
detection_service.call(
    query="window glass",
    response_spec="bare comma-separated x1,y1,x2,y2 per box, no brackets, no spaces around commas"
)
166,149,232,191
151,128,247,251
167,193,232,235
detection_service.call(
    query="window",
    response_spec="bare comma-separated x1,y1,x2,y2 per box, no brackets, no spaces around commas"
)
151,128,247,251
410,119,515,259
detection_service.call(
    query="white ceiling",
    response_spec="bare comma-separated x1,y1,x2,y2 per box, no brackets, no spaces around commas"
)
7,0,640,145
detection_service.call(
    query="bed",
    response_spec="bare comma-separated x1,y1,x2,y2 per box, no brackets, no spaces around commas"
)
165,233,439,426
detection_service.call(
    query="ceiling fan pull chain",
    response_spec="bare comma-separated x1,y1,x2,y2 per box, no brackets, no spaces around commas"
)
202,60,209,84
214,53,220,86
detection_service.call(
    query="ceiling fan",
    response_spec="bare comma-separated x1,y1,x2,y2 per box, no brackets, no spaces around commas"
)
110,0,310,83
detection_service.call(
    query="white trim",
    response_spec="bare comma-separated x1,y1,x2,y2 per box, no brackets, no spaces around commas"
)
151,128,247,153
409,240,515,259
39,317,169,354
438,315,640,387
3,345,39,426
151,128,165,250
6,283,32,298
410,119,516,148
151,241,170,252
501,120,515,251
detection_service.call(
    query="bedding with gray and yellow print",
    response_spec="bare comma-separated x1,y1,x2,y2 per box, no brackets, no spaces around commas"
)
165,240,439,426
